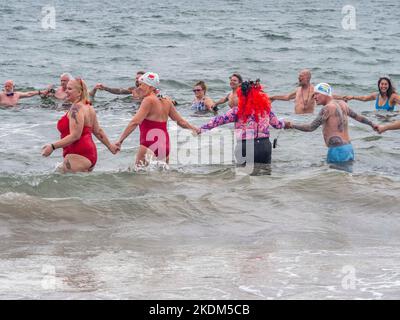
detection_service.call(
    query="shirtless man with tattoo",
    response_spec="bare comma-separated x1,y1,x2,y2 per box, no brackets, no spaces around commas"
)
285,83,378,163
91,71,145,101
0,80,49,107
212,73,243,110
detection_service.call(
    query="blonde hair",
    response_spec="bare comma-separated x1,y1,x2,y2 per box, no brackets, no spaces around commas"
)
72,78,91,104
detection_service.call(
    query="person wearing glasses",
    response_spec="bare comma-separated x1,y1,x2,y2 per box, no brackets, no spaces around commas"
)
42,78,118,172
191,81,216,114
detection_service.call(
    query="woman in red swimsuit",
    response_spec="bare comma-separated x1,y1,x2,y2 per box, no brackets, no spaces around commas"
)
42,78,118,172
116,72,198,166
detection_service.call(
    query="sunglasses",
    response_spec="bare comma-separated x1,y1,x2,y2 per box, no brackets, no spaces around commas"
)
193,89,203,92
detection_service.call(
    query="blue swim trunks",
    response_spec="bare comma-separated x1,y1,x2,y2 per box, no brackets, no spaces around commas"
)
327,144,354,163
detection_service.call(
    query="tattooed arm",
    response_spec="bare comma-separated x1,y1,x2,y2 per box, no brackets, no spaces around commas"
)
291,108,327,132
103,86,132,95
347,108,375,128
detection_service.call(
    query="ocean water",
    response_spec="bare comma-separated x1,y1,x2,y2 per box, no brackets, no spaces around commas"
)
1,0,400,299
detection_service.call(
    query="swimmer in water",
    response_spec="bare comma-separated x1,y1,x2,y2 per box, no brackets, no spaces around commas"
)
0,80,49,107
285,83,378,164
115,72,198,166
191,81,217,115
41,78,118,172
212,73,243,110
344,77,400,112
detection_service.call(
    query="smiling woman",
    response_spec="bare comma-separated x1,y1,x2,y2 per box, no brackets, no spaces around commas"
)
41,78,119,172
344,77,400,111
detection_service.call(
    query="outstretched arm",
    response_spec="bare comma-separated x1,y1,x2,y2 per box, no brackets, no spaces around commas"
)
347,108,375,128
18,90,44,99
270,91,296,102
345,93,377,102
377,120,400,133
168,104,198,131
200,108,237,133
290,108,327,132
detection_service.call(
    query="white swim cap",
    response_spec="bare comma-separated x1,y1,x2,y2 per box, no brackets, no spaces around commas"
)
139,72,160,89
314,83,332,97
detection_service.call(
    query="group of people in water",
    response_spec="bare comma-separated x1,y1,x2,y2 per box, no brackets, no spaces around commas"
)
1,69,400,173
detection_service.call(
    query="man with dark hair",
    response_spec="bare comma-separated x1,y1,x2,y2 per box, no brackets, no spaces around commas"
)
212,73,243,110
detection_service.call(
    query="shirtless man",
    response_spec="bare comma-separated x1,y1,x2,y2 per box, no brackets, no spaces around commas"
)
212,73,243,110
91,71,145,101
49,73,73,100
270,69,316,114
285,83,377,163
0,80,47,107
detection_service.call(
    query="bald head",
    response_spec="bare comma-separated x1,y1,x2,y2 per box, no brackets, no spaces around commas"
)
4,80,14,92
298,69,311,86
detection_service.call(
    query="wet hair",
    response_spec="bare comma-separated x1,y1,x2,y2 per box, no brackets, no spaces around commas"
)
194,81,207,93
136,71,145,76
237,79,271,122
230,73,243,83
378,77,396,98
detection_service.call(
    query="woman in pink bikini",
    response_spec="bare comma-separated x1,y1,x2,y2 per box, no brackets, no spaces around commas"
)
115,72,198,165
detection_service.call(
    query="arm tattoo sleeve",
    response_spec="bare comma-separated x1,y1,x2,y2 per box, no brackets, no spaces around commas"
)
348,108,373,127
292,110,325,132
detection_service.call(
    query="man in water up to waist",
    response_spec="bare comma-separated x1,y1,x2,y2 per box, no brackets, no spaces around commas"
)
285,83,377,163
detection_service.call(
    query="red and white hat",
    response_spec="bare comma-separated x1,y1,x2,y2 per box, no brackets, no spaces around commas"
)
139,72,160,88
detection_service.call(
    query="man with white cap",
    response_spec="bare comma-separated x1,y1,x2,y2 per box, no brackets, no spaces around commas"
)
285,83,377,163
115,72,198,165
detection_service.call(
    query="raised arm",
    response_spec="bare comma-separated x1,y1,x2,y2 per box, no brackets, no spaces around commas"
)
117,99,151,145
347,107,376,128
270,90,296,102
346,92,377,102
290,108,327,132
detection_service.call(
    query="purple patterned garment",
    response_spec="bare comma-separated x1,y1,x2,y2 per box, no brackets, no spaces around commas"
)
200,107,285,140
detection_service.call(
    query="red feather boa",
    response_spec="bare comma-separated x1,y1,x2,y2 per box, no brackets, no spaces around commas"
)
237,84,271,123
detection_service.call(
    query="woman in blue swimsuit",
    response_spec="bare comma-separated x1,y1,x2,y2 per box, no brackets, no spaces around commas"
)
191,81,216,114
345,77,400,111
